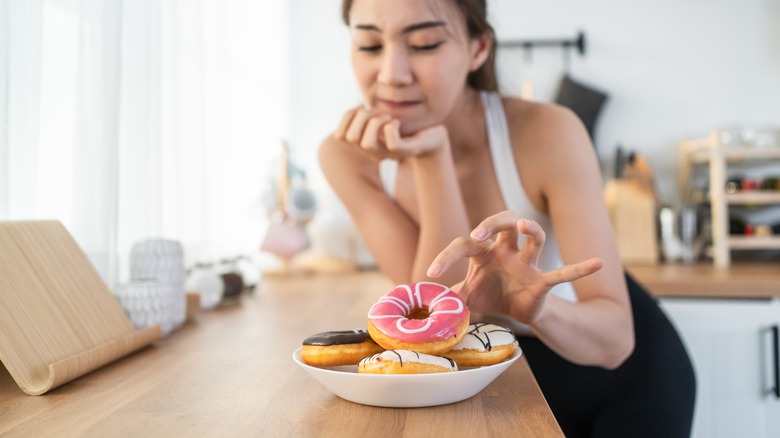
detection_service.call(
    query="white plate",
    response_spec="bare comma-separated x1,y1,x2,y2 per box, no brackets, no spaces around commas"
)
292,347,522,408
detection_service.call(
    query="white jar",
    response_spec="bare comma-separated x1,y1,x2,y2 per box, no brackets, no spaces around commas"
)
185,264,224,310
130,239,186,330
114,280,177,337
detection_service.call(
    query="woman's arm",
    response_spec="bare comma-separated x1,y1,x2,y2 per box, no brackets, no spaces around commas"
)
319,135,416,284
384,123,471,285
524,105,634,369
429,212,632,369
428,104,634,369
319,110,471,285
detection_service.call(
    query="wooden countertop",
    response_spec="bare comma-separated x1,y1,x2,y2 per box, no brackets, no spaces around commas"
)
627,262,780,299
0,271,562,437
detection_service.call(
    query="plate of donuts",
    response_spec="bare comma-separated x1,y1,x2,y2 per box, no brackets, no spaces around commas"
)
292,347,522,408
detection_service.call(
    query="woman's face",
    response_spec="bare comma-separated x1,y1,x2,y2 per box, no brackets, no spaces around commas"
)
348,0,484,135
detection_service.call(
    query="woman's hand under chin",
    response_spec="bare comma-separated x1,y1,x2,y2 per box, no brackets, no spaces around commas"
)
383,120,450,157
334,105,450,161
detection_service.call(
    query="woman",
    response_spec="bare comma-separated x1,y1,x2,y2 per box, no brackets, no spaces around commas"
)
319,0,694,436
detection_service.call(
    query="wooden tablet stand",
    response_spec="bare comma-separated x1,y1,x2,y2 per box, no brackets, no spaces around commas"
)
0,221,160,395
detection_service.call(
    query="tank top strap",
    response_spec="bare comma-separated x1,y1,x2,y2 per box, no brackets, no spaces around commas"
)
480,91,577,302
481,91,527,214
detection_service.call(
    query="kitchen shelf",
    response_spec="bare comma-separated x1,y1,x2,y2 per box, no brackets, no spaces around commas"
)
690,191,780,205
679,130,780,267
687,146,780,164
726,191,780,204
728,236,780,250
726,190,780,205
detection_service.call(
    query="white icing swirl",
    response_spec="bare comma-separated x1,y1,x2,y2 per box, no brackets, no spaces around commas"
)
359,350,458,371
452,323,516,352
367,282,465,335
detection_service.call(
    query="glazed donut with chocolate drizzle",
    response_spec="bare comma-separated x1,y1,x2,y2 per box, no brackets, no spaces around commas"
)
358,350,457,374
301,329,384,367
367,282,470,355
445,323,518,367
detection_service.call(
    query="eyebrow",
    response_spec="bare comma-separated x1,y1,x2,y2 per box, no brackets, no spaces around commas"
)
353,21,447,34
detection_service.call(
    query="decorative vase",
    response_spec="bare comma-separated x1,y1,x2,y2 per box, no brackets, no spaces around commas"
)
114,280,178,337
129,239,186,331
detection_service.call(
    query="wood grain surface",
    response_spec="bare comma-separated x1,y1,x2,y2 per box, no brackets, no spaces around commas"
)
0,271,563,437
0,221,159,396
628,262,780,298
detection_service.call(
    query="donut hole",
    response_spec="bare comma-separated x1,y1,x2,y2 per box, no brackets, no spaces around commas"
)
408,306,430,320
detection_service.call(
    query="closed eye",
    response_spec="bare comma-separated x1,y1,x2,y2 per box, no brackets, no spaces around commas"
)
358,45,382,52
411,42,443,51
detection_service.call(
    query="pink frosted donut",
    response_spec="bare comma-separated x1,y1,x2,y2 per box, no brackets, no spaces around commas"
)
367,282,470,355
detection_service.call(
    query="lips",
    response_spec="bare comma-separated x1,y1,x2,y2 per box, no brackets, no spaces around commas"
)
376,98,422,110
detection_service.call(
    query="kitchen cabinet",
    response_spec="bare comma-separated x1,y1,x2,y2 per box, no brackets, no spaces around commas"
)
679,130,780,267
660,298,780,438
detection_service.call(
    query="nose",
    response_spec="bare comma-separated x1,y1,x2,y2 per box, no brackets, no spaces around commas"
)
377,45,413,86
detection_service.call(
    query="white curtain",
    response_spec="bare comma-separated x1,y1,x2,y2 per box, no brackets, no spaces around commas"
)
0,0,290,288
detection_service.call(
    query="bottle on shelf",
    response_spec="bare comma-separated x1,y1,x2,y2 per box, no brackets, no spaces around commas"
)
679,127,780,266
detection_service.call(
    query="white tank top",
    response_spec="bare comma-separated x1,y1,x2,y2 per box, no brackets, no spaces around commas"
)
379,91,577,302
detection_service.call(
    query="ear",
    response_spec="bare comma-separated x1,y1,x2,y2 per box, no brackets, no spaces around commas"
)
468,31,492,72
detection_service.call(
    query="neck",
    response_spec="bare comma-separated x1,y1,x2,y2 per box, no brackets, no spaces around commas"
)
444,87,488,161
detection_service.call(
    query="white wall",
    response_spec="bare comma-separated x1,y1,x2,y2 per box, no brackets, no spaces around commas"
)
287,0,780,240
287,0,354,191
490,0,780,203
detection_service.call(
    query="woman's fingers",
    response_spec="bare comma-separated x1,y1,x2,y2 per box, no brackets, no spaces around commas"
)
543,257,604,286
470,210,520,250
468,211,546,266
344,108,378,145
361,114,393,152
334,106,360,140
383,120,404,152
427,236,490,278
516,218,546,266
385,123,448,156
334,106,401,160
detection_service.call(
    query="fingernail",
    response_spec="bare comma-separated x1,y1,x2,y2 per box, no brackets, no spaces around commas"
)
427,263,442,278
471,227,487,241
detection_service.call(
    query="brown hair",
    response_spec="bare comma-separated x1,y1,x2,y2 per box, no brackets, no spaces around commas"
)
341,0,498,91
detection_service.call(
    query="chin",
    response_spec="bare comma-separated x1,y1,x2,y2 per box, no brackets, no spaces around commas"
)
397,118,436,137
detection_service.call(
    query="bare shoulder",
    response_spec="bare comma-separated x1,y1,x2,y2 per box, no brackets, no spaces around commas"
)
501,96,591,155
502,97,595,172
319,135,356,170
318,135,383,202
499,96,600,212
318,134,378,182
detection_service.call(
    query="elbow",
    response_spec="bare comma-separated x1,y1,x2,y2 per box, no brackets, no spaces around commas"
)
600,327,635,370
597,296,636,370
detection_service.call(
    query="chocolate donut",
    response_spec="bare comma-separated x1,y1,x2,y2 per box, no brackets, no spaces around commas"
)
301,329,384,367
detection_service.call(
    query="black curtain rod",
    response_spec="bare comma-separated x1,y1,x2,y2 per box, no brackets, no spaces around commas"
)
498,31,586,56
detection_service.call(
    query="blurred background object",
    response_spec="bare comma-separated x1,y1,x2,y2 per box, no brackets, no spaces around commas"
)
128,239,186,332
2,0,778,277
604,149,660,265
113,280,179,337
260,141,316,273
185,263,224,310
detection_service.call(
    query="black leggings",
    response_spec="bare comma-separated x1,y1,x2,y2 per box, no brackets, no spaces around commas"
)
518,273,696,438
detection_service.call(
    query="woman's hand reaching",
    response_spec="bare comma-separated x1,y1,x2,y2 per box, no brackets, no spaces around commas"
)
427,210,605,325
333,105,450,161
